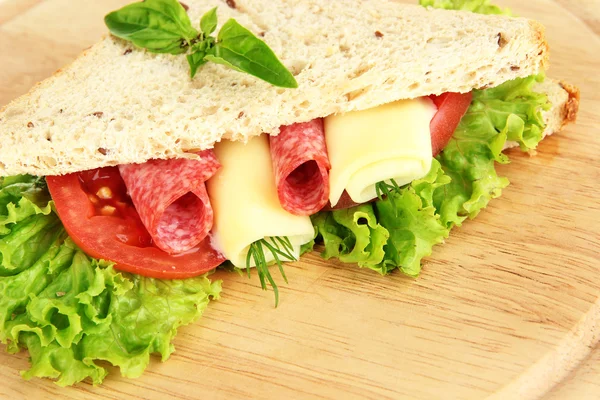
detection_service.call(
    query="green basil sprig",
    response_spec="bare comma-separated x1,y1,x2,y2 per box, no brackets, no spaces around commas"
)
105,0,298,88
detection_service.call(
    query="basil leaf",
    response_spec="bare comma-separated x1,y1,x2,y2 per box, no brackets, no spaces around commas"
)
205,19,298,88
200,7,218,36
105,0,198,54
187,51,208,78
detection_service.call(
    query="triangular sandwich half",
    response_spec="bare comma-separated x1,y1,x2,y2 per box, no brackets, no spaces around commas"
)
0,0,580,386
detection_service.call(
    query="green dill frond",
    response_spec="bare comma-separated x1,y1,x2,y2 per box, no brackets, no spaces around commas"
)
375,179,403,200
246,236,296,307
375,179,404,216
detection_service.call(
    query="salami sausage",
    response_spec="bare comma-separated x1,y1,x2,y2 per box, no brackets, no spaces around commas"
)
269,119,331,215
119,150,220,254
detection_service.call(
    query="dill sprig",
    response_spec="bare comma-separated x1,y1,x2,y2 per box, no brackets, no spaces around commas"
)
375,179,403,202
245,236,296,307
375,179,404,216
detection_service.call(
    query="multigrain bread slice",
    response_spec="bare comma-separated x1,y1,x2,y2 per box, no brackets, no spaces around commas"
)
504,79,580,150
0,0,549,176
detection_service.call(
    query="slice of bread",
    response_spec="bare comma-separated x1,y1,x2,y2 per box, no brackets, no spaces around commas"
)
504,79,580,150
0,0,549,176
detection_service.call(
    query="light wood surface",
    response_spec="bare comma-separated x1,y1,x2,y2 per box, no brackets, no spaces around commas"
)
553,0,600,36
0,1,599,399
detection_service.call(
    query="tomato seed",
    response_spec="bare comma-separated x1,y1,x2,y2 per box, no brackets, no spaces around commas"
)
101,205,116,216
96,187,112,199
88,194,99,204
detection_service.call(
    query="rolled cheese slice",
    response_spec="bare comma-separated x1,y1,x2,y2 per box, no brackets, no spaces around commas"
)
206,135,315,268
325,98,436,207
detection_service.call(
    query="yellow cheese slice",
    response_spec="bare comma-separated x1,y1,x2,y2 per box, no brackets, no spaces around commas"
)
325,98,436,206
206,135,315,268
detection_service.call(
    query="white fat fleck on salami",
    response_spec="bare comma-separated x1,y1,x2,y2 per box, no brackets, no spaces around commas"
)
269,119,331,215
119,150,220,254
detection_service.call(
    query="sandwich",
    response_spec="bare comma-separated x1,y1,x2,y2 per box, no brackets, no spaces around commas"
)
0,0,580,386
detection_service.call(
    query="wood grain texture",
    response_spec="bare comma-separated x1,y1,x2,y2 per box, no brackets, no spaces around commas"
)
0,0,599,399
0,0,131,103
547,349,600,400
552,0,600,36
0,0,45,25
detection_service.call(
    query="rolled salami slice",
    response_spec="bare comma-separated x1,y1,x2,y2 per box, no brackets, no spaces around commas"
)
119,150,220,254
269,119,331,215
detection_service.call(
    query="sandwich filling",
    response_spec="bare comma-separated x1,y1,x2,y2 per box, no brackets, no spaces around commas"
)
45,92,471,278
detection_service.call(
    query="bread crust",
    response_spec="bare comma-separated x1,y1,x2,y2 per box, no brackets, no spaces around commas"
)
559,81,580,126
503,79,579,151
0,0,552,176
529,20,551,71
0,36,109,117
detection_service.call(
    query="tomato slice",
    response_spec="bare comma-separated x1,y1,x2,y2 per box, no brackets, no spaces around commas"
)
429,92,473,156
47,167,225,279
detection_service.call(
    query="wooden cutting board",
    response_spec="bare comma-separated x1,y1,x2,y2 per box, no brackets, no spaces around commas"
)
0,0,599,399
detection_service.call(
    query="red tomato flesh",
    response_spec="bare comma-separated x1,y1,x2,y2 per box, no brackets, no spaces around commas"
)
47,167,225,279
429,92,472,156
78,168,154,247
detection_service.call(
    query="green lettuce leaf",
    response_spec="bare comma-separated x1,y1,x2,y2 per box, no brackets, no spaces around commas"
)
21,332,107,386
313,160,450,276
0,176,222,386
374,159,450,276
434,74,550,227
312,204,389,271
375,187,449,277
419,0,512,15
76,272,221,379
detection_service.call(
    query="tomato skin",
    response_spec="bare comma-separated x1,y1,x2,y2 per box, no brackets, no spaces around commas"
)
429,92,473,156
47,169,225,279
